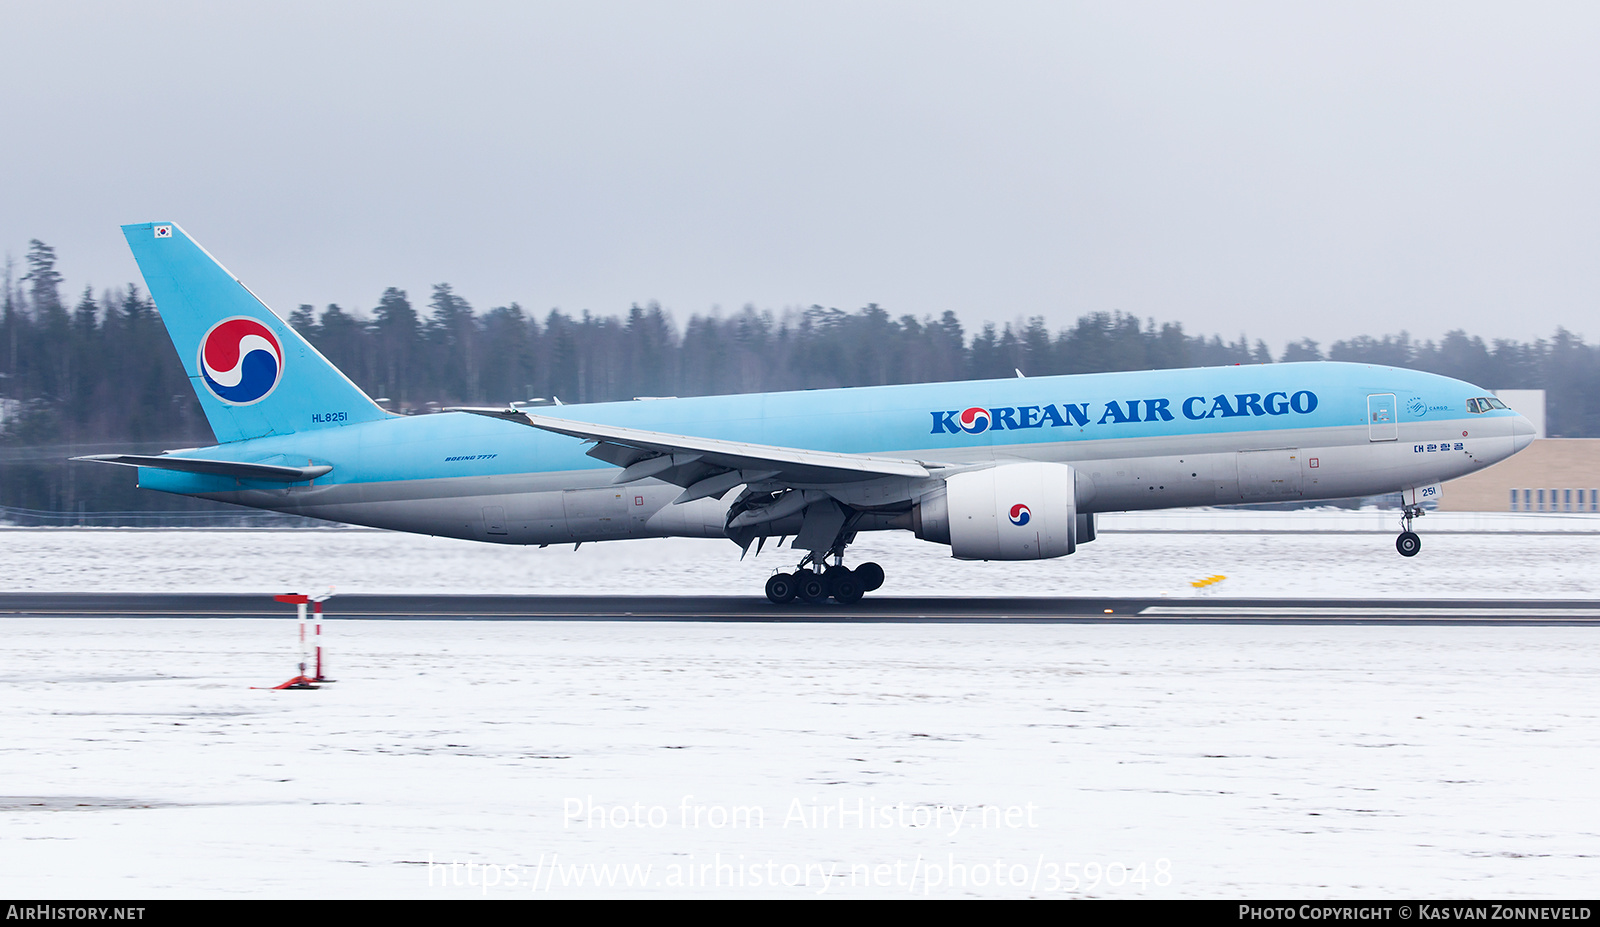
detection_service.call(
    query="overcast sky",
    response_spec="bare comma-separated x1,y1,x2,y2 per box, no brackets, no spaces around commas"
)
4,1,1598,349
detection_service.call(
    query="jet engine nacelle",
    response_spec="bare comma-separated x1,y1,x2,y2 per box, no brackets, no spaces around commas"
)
911,462,1078,560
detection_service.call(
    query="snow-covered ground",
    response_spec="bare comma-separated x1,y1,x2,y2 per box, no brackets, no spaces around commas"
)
2,618,1597,898
2,520,1597,897
2,515,1599,599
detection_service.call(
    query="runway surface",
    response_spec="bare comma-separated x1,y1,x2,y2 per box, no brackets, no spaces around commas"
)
3,592,1599,624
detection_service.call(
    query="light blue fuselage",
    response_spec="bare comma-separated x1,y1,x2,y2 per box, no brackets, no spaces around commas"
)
141,361,1533,545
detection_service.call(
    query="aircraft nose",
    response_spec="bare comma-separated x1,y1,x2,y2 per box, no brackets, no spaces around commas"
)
1511,413,1535,452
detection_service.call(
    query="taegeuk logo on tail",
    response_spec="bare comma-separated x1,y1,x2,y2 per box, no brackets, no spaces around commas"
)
198,317,284,405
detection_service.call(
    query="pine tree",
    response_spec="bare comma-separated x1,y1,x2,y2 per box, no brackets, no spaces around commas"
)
371,288,419,405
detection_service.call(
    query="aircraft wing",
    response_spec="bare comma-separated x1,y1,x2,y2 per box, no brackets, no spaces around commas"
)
74,454,332,483
452,407,931,502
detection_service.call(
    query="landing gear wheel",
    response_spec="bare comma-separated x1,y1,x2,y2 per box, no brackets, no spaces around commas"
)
765,573,798,604
855,562,885,592
797,573,830,604
830,569,864,604
1396,531,1421,557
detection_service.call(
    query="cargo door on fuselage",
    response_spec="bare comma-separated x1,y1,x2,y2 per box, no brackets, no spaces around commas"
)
1237,448,1303,501
563,488,630,537
1368,393,1398,442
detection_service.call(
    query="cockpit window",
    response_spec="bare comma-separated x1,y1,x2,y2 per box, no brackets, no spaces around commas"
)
1468,397,1508,413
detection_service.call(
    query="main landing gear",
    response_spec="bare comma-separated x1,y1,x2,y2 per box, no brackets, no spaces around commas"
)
765,548,885,605
1396,503,1424,557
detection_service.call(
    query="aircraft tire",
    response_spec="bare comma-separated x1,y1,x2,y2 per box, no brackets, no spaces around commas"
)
856,562,885,592
765,573,799,604
797,573,830,604
1396,531,1421,557
831,570,864,604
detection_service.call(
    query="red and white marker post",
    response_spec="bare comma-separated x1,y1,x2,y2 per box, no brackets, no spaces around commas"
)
266,588,335,690
310,588,336,683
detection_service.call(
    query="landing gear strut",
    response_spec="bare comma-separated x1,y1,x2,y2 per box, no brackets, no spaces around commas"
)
1396,504,1424,557
764,545,885,605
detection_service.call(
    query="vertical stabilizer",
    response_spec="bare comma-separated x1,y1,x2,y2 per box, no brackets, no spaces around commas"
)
121,222,390,443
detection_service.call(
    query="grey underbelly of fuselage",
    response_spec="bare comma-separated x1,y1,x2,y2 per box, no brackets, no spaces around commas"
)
194,418,1500,546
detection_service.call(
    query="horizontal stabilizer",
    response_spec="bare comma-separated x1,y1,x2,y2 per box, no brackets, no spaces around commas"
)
73,454,332,483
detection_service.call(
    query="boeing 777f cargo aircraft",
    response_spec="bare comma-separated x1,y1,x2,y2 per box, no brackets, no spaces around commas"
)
81,223,1535,603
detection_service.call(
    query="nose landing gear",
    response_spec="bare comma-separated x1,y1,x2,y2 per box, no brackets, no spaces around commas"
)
1395,503,1424,557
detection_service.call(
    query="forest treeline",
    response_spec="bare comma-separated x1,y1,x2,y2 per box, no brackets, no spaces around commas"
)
3,238,1597,517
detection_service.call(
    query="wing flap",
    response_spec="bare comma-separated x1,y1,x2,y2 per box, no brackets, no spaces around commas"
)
450,407,931,486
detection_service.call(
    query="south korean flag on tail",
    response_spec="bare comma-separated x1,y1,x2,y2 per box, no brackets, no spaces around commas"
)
154,225,172,238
